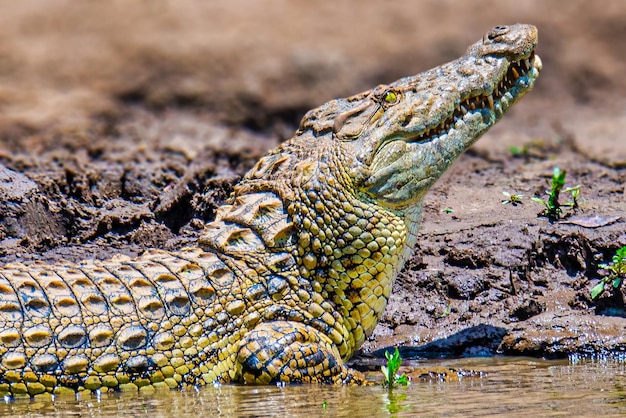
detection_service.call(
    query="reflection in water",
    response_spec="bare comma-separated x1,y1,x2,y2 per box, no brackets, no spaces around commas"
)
1,357,625,417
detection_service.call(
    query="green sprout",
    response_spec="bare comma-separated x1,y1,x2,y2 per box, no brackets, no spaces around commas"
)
442,207,454,214
502,191,523,205
509,145,529,158
563,184,580,209
381,347,409,389
531,167,580,221
591,246,626,300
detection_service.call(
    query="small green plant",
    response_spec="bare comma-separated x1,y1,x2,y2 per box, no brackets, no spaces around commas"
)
436,303,452,318
442,207,454,214
381,347,409,389
509,145,529,158
591,246,626,300
502,191,523,205
563,184,580,209
531,167,580,220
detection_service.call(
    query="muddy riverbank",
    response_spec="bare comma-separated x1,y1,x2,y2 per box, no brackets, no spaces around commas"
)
0,0,624,362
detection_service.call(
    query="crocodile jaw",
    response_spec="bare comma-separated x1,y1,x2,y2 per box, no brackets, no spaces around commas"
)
365,51,542,207
345,24,542,208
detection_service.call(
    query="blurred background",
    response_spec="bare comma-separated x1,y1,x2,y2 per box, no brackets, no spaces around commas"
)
0,0,624,163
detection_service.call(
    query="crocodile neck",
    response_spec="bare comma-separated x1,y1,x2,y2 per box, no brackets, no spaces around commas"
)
201,129,423,357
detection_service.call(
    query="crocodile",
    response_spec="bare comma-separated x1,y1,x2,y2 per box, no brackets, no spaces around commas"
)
0,24,540,398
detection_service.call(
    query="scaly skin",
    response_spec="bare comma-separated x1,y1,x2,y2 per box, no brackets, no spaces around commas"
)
0,24,541,398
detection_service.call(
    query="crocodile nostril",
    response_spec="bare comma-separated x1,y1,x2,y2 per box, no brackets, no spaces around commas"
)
488,25,510,40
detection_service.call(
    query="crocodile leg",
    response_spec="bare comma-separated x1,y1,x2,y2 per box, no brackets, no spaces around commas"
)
236,321,366,384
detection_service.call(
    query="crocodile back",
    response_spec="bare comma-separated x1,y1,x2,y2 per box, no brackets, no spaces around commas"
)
0,248,252,394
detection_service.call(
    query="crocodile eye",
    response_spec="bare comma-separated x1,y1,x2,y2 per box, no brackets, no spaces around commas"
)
383,91,398,104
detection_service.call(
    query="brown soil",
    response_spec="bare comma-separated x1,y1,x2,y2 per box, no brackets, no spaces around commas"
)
0,1,624,361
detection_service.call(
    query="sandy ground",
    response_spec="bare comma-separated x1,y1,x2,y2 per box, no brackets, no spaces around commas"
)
0,0,625,361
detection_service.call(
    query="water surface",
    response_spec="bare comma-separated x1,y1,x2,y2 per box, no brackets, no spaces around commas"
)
2,357,625,417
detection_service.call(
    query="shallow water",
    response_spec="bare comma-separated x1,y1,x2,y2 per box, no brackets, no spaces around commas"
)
1,357,625,417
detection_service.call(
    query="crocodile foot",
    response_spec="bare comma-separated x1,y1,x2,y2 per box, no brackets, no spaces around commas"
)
236,321,368,385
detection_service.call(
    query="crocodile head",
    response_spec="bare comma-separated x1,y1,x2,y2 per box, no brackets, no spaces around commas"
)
299,24,541,209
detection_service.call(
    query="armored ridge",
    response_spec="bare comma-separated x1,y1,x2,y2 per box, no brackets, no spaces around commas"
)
0,24,541,398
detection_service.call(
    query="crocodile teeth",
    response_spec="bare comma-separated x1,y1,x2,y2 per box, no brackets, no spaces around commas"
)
487,94,494,110
417,53,533,143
